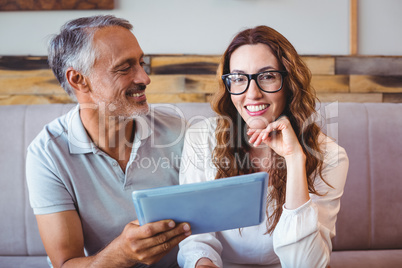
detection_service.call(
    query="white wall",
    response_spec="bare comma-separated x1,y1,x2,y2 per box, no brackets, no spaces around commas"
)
0,0,400,56
359,0,402,55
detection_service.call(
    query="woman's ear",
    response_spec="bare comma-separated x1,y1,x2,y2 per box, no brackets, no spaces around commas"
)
66,67,89,93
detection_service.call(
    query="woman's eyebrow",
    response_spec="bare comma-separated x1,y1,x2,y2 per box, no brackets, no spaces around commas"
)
231,69,245,74
231,66,276,74
258,66,276,72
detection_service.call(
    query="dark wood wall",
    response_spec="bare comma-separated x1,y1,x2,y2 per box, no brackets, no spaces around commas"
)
1,55,401,105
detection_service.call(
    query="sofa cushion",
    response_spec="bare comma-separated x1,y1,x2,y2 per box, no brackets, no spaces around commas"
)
0,256,48,268
330,249,402,268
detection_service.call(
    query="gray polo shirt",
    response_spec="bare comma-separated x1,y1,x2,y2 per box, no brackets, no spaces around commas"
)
26,104,186,267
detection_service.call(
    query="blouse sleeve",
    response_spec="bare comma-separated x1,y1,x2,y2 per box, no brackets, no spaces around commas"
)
177,118,224,268
273,137,349,268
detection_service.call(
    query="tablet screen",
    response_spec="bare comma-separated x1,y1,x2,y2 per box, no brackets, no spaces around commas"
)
132,172,268,234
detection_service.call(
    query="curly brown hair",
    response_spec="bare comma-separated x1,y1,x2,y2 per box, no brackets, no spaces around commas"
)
210,26,326,234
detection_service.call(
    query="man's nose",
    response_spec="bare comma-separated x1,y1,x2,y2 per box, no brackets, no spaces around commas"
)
134,66,151,86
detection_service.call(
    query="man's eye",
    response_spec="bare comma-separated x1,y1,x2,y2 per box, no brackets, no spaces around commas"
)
140,61,146,67
119,67,131,72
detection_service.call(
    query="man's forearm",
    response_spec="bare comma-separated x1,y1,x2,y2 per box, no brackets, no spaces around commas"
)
59,239,138,268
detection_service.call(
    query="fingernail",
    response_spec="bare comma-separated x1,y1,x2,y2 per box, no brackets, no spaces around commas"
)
168,221,175,228
183,224,190,232
185,231,192,236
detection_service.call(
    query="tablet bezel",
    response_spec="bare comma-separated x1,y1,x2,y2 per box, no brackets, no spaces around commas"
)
132,172,268,234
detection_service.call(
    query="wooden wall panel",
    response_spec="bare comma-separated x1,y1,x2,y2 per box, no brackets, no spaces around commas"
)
151,56,221,75
147,75,218,94
0,70,61,95
383,93,402,103
0,56,48,70
0,55,401,105
150,55,335,75
302,57,335,75
336,57,402,75
0,94,73,105
350,0,358,55
317,93,383,103
147,75,185,94
350,75,402,93
147,93,207,103
312,75,349,93
0,0,114,11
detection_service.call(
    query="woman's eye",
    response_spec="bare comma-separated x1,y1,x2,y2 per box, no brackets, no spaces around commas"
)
231,76,245,83
260,73,275,80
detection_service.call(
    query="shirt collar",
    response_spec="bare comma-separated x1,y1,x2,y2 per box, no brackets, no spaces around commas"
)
133,114,153,142
68,105,94,154
67,105,153,154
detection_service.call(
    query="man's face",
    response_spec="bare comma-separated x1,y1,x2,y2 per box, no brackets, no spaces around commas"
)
86,26,151,118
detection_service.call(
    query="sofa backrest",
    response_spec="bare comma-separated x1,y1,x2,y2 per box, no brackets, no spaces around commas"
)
320,103,402,251
0,102,401,256
0,104,75,256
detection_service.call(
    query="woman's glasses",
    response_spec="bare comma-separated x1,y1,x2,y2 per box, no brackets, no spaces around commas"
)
222,70,287,95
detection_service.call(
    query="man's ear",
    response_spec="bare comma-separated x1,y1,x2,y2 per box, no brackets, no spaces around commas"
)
66,67,89,93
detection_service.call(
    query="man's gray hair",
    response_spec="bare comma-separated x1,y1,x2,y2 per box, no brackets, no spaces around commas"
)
48,15,133,100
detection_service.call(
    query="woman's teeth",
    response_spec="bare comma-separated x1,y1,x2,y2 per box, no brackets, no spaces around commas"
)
127,92,144,97
246,104,268,112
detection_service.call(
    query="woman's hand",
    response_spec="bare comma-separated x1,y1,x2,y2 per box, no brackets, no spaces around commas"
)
195,257,219,268
247,116,304,159
248,116,310,209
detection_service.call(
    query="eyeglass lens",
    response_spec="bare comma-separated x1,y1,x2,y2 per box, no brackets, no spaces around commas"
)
225,71,283,94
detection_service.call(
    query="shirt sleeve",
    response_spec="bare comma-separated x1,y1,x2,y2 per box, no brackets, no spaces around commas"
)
273,137,349,268
177,118,224,268
26,138,75,215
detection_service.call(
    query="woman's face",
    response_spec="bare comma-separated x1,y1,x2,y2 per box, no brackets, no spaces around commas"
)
229,43,287,129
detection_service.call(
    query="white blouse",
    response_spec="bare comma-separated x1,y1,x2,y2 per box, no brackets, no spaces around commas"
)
177,117,349,268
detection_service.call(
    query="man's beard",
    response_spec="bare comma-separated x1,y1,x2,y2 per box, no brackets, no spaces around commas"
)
93,84,150,119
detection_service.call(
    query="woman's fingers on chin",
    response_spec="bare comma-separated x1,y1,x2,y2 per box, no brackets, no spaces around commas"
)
249,131,261,143
247,128,256,135
262,132,269,141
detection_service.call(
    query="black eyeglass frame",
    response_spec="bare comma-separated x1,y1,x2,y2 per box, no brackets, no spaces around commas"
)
221,70,288,95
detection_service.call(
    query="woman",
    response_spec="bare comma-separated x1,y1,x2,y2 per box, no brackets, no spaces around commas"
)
178,26,348,268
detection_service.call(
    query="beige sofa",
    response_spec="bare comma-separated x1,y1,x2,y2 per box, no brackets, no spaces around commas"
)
0,102,401,267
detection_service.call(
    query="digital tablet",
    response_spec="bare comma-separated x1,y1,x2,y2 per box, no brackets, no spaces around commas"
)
132,172,268,235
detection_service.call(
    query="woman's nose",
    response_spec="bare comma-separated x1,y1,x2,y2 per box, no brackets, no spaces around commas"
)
246,79,263,99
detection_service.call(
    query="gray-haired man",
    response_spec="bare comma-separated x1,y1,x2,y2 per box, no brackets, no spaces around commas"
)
26,15,190,267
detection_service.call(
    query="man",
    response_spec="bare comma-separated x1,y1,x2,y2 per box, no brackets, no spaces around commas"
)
26,15,190,267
